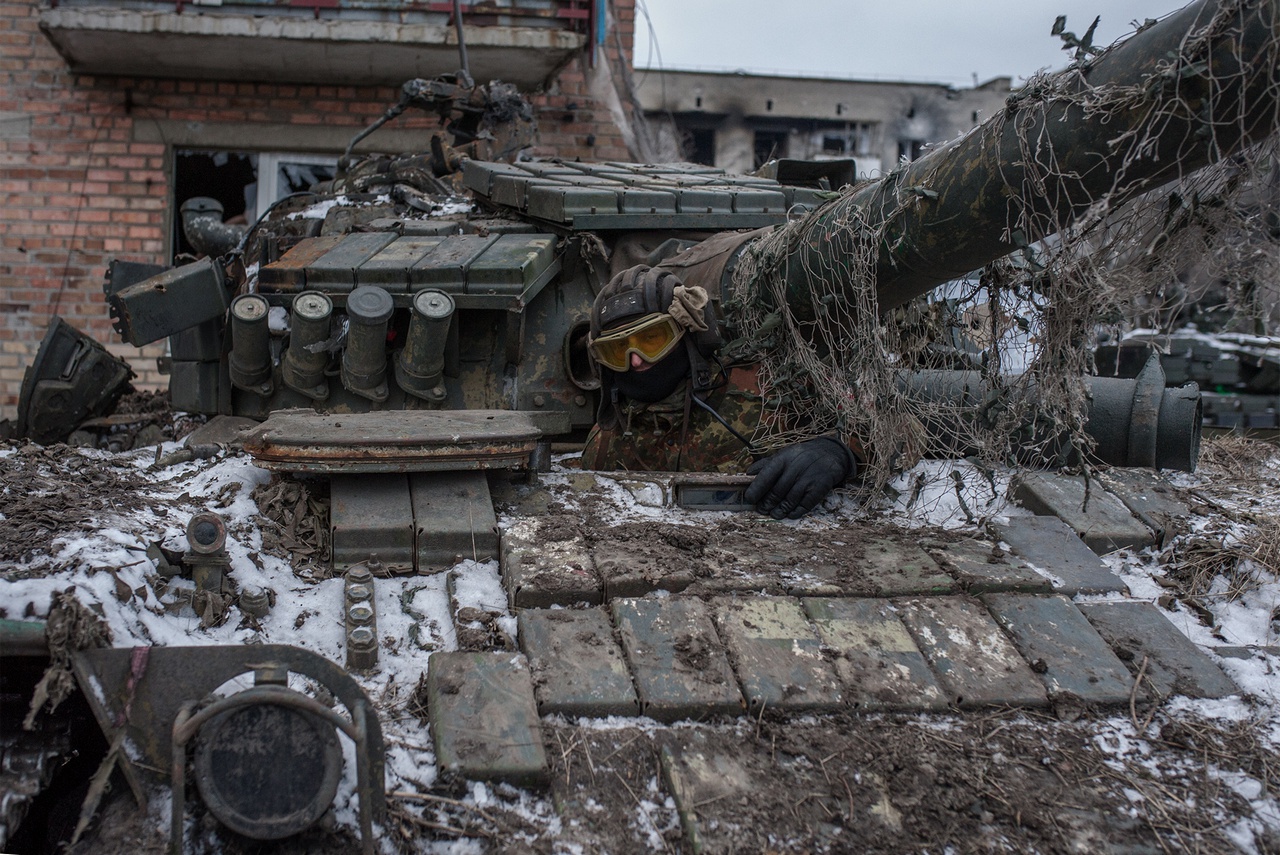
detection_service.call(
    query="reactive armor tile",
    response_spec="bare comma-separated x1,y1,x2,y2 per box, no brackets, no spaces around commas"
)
983,593,1136,704
518,608,640,718
803,597,948,711
1013,472,1155,554
927,539,1052,594
713,596,843,712
1079,602,1238,699
896,597,1049,709
991,516,1129,595
427,652,547,785
502,529,601,608
611,597,743,722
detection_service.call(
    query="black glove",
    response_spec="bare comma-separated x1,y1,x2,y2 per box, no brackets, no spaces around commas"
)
743,437,857,519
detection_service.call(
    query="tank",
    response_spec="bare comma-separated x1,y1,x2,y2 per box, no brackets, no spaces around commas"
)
95,0,1277,469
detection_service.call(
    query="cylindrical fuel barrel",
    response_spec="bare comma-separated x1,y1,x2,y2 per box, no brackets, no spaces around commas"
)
228,294,273,394
281,291,333,400
395,289,455,402
341,285,394,402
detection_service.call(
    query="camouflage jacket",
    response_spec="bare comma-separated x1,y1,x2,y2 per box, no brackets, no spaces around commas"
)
582,366,763,473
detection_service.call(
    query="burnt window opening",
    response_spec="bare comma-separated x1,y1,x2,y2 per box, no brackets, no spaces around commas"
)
898,139,926,162
754,130,788,169
822,135,848,155
172,150,257,261
765,99,774,112
682,128,716,166
695,95,703,108
172,149,337,263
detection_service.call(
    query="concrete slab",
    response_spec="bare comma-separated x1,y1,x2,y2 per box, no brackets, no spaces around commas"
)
1080,602,1238,699
1013,472,1154,554
896,597,1049,709
410,471,498,571
927,539,1052,594
611,597,743,722
1098,469,1191,546
501,529,600,608
518,608,640,717
331,473,414,573
990,516,1128,596
712,597,843,712
803,597,948,711
426,651,547,786
983,593,1135,704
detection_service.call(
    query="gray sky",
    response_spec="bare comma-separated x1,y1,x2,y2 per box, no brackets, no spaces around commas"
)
634,0,1188,87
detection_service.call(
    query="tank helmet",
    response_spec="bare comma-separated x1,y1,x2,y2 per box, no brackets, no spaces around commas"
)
589,265,722,430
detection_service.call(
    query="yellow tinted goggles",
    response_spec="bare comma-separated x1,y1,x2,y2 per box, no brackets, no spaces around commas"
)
588,313,686,372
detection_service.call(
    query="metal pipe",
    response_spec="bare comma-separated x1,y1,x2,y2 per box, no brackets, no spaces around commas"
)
897,360,1203,471
179,197,247,259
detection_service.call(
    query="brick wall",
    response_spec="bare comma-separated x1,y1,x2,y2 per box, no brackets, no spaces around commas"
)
0,0,635,422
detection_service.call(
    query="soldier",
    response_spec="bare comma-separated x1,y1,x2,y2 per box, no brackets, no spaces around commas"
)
583,265,859,519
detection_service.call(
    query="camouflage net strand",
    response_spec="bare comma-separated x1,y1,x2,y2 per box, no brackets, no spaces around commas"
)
727,0,1280,487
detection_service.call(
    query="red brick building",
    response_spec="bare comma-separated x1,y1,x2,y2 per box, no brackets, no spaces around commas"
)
0,0,637,419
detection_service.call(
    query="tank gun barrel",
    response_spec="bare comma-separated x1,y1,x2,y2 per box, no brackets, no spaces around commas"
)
774,0,1280,314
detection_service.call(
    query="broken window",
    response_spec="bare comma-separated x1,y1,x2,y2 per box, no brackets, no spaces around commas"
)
898,139,926,162
753,130,789,169
682,128,716,166
172,149,337,262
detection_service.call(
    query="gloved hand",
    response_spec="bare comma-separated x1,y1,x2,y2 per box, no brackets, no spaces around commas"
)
743,437,857,519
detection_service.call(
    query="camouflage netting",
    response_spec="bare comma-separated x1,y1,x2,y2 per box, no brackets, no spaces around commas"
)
726,0,1280,488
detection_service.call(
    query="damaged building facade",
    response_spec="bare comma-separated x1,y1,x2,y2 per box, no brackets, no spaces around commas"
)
634,69,1012,177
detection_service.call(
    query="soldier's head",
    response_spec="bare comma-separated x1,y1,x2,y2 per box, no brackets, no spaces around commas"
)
588,265,719,416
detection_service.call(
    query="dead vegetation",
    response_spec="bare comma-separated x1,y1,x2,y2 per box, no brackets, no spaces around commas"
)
252,475,332,580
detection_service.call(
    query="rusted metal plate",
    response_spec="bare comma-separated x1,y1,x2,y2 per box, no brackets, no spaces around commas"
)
895,597,1049,710
983,593,1135,704
241,409,541,473
803,597,948,711
612,597,743,722
713,597,842,712
258,235,344,292
331,473,414,573
518,608,639,717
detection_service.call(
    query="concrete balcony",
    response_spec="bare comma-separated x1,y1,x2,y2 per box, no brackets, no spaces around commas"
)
39,0,592,89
